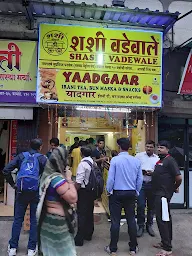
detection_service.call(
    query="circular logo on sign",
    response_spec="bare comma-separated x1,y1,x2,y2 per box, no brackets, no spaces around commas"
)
42,30,68,56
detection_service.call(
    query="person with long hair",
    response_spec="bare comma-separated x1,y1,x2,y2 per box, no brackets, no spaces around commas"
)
37,147,77,256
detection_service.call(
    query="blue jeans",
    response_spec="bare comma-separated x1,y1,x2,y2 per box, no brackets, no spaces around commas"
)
109,190,138,253
9,192,39,250
137,182,155,228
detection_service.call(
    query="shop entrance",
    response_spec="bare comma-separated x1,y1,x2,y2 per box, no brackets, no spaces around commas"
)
0,120,15,216
0,109,43,217
58,113,147,158
0,121,9,201
58,111,148,215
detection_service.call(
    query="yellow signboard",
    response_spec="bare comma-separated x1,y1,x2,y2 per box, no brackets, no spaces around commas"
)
37,24,162,107
0,40,37,103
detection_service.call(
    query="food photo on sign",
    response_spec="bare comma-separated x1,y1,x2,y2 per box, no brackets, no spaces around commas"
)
38,68,58,102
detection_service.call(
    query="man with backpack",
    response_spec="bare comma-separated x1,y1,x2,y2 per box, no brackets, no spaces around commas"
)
3,139,47,256
75,146,104,246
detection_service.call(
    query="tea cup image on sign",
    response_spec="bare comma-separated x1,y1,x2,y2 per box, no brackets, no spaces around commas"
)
39,69,58,101
143,86,152,94
150,94,159,104
44,91,52,100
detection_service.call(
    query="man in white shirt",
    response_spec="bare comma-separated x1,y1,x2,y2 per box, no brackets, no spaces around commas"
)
75,146,94,247
135,140,159,238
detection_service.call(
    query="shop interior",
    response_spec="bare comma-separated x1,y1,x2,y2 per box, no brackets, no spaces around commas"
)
57,106,152,214
0,120,14,216
0,121,8,200
58,106,149,157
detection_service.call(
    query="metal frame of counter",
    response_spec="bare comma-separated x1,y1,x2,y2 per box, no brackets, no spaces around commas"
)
102,161,125,218
101,161,110,216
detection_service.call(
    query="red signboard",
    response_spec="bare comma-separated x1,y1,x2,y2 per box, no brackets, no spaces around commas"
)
178,50,192,94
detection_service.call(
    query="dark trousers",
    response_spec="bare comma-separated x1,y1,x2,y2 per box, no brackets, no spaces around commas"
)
109,190,138,253
75,188,94,244
154,195,172,252
137,182,155,227
9,192,39,250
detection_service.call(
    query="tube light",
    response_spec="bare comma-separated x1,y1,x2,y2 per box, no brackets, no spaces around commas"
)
76,106,131,113
112,0,125,7
97,53,104,65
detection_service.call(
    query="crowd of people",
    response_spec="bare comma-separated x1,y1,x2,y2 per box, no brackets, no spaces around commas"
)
2,136,182,256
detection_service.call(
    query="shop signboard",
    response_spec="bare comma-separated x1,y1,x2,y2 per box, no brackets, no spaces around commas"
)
0,40,37,103
37,24,163,107
178,49,192,95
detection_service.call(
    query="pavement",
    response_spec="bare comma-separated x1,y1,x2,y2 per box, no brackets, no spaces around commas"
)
0,210,192,256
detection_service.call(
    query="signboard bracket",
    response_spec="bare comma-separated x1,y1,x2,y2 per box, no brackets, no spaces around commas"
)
22,0,34,30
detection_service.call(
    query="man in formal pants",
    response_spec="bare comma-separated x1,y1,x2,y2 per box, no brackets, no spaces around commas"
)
136,140,159,237
152,140,182,256
105,138,143,256
75,146,95,246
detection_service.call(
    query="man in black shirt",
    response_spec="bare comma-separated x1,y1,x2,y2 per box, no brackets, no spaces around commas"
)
92,138,107,207
152,141,182,256
92,138,107,171
69,137,79,154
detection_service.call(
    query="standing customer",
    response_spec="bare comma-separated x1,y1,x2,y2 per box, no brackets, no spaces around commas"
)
152,141,182,256
37,147,77,256
69,137,79,154
3,139,47,256
92,138,107,171
87,137,96,152
75,146,95,246
92,138,107,207
105,138,143,256
71,140,86,178
46,138,60,159
136,140,159,237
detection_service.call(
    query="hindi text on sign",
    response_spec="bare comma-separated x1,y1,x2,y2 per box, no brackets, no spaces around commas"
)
37,24,162,107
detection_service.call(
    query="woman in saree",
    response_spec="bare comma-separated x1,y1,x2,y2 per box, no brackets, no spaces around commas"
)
37,146,77,256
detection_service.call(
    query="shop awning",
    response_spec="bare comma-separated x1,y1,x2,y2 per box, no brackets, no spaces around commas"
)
0,0,179,33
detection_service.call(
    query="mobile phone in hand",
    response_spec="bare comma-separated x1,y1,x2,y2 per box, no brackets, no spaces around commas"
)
142,170,147,175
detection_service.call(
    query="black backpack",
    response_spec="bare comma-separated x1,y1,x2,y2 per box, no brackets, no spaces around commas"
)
83,160,104,200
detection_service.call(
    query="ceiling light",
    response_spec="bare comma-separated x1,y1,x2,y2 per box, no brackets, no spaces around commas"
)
76,106,131,113
97,53,104,65
112,0,125,7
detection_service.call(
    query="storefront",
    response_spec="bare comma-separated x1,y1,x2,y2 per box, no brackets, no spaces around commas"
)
0,40,37,216
36,23,163,146
36,22,165,215
0,1,180,215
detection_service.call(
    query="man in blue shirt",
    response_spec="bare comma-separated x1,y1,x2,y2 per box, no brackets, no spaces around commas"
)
105,138,143,256
3,139,47,256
